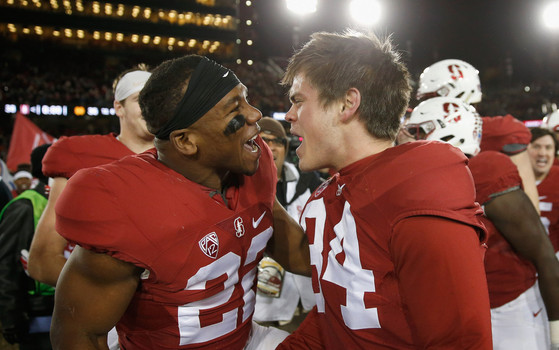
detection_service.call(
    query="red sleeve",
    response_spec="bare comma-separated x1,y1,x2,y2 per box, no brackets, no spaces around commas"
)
468,151,522,205
480,115,531,155
277,307,324,350
391,216,492,349
54,166,153,268
42,134,133,178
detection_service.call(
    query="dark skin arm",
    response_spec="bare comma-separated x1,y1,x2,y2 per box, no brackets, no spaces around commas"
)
268,198,311,276
485,189,559,320
50,246,143,349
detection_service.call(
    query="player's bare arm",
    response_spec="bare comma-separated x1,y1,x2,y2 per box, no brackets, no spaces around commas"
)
268,198,311,276
509,150,541,215
28,177,70,286
484,189,559,320
51,246,142,350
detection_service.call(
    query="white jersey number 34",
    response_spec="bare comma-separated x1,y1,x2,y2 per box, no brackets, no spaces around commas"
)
302,198,380,330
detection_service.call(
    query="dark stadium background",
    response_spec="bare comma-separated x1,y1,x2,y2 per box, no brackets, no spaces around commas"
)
1,0,558,161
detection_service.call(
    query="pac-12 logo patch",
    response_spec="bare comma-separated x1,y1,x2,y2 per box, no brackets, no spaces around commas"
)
199,232,219,259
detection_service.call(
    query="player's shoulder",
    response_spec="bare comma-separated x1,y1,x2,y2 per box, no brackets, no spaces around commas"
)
549,165,559,177
469,151,516,176
341,141,480,227
542,165,559,184
352,141,471,198
469,151,521,204
387,140,468,169
46,133,118,158
52,133,117,149
72,149,154,182
480,115,530,154
481,114,526,130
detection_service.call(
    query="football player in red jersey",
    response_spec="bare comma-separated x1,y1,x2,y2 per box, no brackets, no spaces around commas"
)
528,127,559,254
28,64,154,349
50,56,304,349
416,59,541,214
29,64,155,288
404,97,559,350
277,31,492,349
541,112,559,166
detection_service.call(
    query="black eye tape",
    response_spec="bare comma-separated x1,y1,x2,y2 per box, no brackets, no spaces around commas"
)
224,114,246,136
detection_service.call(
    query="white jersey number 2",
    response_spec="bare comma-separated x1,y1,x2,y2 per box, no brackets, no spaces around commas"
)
303,198,380,330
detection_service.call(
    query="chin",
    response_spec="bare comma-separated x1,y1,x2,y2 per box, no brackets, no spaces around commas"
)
298,159,314,172
243,159,260,176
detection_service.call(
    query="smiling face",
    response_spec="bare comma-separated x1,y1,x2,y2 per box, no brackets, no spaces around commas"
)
189,84,263,177
528,134,556,181
284,73,340,172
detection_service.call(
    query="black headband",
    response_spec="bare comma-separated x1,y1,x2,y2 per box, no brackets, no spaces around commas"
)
155,57,241,139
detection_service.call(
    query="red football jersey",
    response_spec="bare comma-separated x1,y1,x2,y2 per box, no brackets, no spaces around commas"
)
43,133,142,256
537,165,559,253
468,151,537,308
55,137,277,349
42,133,136,178
480,115,531,155
283,141,491,349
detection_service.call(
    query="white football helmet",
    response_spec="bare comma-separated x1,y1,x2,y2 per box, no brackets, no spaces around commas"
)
417,59,482,104
542,111,559,132
406,96,483,156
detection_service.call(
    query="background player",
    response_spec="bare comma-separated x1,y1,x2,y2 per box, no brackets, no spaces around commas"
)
416,58,541,214
527,127,559,256
28,64,154,287
405,96,559,350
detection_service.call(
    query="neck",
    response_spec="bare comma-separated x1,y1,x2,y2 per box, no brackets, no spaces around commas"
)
332,126,393,171
156,141,229,190
535,171,548,182
118,133,154,154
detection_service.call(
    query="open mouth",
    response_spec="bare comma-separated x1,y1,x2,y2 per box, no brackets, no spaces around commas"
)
244,134,260,153
536,158,548,167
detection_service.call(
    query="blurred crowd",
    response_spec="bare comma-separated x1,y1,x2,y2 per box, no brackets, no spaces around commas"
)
1,38,559,162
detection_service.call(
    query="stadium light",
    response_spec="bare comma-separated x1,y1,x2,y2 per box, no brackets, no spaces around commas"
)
286,0,317,16
542,1,559,29
349,0,382,27
286,0,317,47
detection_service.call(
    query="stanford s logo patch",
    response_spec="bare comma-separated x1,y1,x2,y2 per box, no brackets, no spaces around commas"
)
234,217,245,237
199,232,219,259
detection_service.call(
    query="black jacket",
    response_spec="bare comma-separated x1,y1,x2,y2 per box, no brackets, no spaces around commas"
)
0,182,54,333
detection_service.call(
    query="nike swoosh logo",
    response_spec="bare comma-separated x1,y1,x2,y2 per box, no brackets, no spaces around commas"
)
539,196,547,200
252,212,266,228
533,308,543,317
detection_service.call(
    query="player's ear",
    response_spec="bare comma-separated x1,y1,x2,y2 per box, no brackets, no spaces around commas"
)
114,99,124,119
340,88,361,122
169,128,198,156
